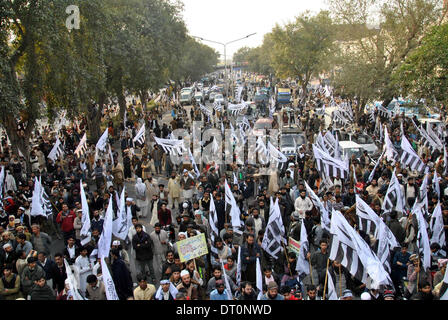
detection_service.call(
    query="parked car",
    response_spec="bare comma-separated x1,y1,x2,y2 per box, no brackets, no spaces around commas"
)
194,92,204,104
214,93,225,105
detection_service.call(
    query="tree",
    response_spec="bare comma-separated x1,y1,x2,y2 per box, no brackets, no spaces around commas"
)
328,0,444,120
171,37,219,84
0,0,69,164
267,10,335,96
394,23,448,107
233,46,252,65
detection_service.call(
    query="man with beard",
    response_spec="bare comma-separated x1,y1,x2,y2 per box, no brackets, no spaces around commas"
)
210,279,230,300
260,281,284,300
245,208,266,238
294,190,313,220
237,281,257,300
176,270,198,300
241,234,262,284
206,266,237,297
150,223,169,275
210,237,232,268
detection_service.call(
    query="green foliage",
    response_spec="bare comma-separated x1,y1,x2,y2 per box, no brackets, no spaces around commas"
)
171,36,219,83
328,0,443,113
394,23,448,105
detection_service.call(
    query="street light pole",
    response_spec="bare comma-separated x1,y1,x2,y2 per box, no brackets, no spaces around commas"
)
192,33,256,97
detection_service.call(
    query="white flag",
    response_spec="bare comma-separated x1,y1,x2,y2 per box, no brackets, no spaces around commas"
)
256,257,263,300
0,166,4,200
305,181,330,231
64,259,85,300
296,218,310,275
80,180,92,246
100,257,119,300
224,179,242,232
430,202,445,251
30,177,45,217
221,261,233,300
98,197,114,259
96,128,109,152
112,187,131,241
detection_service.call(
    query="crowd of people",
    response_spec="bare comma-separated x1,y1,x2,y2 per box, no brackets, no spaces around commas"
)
0,72,447,301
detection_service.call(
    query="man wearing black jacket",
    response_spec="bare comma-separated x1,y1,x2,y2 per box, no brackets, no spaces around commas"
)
214,193,226,232
51,253,67,293
132,224,155,283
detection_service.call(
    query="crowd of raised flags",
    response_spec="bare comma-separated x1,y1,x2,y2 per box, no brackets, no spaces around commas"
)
1,72,448,302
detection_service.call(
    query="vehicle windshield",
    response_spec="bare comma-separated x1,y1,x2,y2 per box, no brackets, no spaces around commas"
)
352,134,374,144
181,94,190,99
215,94,223,99
254,121,272,130
345,148,363,159
281,135,296,148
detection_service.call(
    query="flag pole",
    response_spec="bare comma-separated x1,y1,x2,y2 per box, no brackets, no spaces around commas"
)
282,243,294,278
339,265,342,298
308,256,314,285
417,257,420,292
323,258,330,300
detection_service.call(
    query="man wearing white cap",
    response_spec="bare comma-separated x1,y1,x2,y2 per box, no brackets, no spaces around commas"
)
125,198,140,219
176,269,198,300
180,170,195,202
111,240,130,270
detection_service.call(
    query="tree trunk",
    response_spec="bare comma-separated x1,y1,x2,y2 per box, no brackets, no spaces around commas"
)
86,93,106,142
381,97,393,108
3,113,33,174
118,90,127,125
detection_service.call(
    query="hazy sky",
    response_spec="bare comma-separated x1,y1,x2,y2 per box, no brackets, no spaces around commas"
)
181,0,328,60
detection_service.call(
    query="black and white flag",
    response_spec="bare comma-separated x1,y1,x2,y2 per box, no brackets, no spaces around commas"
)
199,103,212,117
312,144,349,179
381,169,405,214
414,205,431,271
377,105,392,119
383,126,398,163
400,135,427,173
329,209,392,287
356,195,400,273
48,138,64,162
261,198,286,259
74,133,88,158
323,131,341,160
213,101,222,112
296,218,310,276
209,194,220,259
133,124,146,145
154,137,186,156
367,151,384,184
305,181,330,231
267,141,287,164
430,202,446,255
